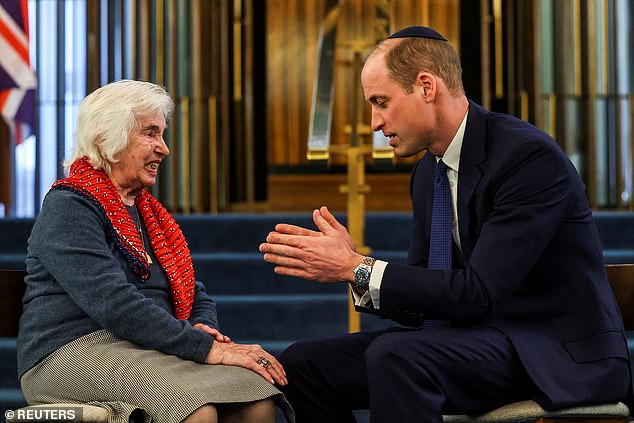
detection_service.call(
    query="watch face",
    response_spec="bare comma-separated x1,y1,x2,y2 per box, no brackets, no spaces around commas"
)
355,265,371,289
356,267,370,279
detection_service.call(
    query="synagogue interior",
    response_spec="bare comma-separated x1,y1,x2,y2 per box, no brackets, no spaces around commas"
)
0,1,633,422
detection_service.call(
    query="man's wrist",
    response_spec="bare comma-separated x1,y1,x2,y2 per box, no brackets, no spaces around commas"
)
353,256,376,291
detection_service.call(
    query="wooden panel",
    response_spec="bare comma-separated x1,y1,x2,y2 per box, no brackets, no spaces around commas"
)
265,0,460,211
268,173,412,212
265,0,460,164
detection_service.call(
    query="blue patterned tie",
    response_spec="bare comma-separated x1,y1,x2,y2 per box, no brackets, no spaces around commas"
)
428,160,452,270
425,160,452,329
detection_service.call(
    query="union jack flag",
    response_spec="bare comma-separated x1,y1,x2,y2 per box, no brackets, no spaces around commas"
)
0,0,36,144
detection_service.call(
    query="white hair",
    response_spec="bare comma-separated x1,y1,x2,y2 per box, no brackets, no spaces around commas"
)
67,79,175,173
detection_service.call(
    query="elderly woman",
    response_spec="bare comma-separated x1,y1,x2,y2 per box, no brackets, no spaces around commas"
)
17,80,293,423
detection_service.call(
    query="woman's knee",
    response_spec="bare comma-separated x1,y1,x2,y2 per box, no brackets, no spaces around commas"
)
218,398,276,423
182,404,217,423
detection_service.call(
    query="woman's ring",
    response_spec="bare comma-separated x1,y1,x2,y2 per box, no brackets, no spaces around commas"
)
257,356,271,369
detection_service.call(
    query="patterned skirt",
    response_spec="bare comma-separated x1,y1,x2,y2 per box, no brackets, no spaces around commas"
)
20,330,294,423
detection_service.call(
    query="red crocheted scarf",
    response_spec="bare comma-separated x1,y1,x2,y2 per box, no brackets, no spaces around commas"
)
51,157,195,319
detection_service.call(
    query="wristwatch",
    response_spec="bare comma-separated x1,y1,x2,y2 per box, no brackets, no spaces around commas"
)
354,256,376,291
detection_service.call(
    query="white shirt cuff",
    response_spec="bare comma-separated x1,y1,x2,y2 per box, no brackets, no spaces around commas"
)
351,259,387,309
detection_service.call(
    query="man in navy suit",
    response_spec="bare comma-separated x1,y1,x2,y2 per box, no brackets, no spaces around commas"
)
259,26,630,422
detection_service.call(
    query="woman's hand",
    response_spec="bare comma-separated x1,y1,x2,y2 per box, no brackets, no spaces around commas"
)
206,341,287,386
193,323,232,343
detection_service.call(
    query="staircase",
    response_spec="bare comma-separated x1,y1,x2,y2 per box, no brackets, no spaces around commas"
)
1,211,634,421
177,212,413,351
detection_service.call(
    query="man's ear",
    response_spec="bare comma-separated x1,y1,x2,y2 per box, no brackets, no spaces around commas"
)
417,72,435,100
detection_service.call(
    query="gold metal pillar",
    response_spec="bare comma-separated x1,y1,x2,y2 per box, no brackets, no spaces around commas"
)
332,45,373,333
334,143,373,333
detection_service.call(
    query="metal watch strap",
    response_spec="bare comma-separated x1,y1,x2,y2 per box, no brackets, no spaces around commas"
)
354,256,376,291
362,256,376,267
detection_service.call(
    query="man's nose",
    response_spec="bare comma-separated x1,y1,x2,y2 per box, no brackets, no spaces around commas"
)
371,109,384,132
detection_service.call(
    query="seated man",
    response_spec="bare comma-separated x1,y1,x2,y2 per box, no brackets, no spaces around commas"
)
259,26,631,422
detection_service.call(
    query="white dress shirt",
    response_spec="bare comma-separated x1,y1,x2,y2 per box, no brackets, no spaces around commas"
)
353,111,469,309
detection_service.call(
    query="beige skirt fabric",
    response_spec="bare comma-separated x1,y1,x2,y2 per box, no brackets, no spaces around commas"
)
20,330,294,423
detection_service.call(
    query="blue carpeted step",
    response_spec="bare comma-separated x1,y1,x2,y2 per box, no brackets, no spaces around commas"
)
603,250,634,264
178,212,414,253
0,388,27,418
177,214,317,253
0,255,26,271
213,288,407,338
194,251,406,296
0,218,33,255
2,212,633,264
215,294,349,340
594,211,634,250
194,253,348,295
0,338,18,389
0,338,24,419
596,212,634,264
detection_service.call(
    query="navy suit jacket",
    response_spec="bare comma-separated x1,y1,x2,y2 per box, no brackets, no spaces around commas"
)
376,101,630,408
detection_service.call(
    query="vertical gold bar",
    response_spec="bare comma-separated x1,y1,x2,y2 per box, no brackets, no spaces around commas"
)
615,93,622,209
586,1,598,207
601,0,608,95
192,0,203,213
572,0,581,96
244,0,255,208
181,96,191,214
493,0,503,98
346,146,366,334
530,0,545,129
389,0,396,33
520,90,529,122
130,0,137,79
549,93,557,139
455,1,462,51
209,96,218,214
421,0,429,25
219,0,231,210
140,0,150,81
156,0,164,85
86,1,100,91
233,1,242,101
587,1,597,98
480,0,491,110
505,0,515,116
167,0,177,211
348,290,360,333
630,95,634,211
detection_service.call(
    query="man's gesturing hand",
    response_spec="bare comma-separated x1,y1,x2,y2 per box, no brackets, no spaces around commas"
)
259,206,363,283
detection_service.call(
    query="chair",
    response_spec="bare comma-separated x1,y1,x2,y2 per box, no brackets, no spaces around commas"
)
441,263,634,423
1,269,109,423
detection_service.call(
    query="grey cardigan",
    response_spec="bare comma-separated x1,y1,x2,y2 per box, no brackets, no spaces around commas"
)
17,188,217,378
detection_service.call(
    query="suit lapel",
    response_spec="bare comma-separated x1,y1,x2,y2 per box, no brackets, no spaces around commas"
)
457,101,488,262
